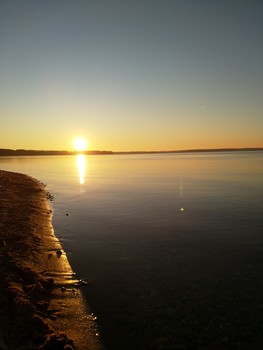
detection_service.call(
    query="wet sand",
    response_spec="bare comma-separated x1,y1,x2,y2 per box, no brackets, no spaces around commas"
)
0,170,103,350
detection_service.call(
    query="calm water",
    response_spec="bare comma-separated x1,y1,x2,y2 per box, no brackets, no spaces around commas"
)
1,152,263,349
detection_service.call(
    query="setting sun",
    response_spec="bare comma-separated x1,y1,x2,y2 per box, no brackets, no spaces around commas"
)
73,137,88,152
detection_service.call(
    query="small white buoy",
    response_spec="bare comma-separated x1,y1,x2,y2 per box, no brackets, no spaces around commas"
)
180,207,185,212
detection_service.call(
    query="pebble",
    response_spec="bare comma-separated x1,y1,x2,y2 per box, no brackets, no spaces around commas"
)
56,250,62,257
77,279,89,287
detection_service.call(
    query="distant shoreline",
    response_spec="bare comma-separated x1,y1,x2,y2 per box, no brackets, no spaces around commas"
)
0,147,262,157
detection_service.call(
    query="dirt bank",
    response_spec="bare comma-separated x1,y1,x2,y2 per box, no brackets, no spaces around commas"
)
0,170,103,350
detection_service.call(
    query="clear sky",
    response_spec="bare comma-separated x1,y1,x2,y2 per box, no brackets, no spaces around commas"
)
0,0,262,151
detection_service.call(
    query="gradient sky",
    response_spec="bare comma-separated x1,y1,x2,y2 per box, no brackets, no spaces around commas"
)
0,0,262,151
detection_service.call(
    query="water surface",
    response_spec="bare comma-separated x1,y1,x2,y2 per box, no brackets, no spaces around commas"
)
1,152,263,349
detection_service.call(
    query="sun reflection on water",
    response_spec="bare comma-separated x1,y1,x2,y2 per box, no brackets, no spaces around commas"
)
77,154,86,185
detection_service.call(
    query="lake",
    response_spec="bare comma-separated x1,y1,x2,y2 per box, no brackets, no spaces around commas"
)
1,151,263,349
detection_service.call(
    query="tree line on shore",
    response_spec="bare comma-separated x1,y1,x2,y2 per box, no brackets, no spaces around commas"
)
0,149,113,156
0,148,262,156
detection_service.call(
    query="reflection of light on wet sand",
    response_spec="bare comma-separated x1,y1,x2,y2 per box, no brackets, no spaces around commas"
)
77,154,86,185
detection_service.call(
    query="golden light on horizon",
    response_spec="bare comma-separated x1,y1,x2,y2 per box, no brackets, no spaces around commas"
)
73,137,88,152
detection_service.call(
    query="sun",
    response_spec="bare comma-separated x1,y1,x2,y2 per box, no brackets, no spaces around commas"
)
73,137,88,152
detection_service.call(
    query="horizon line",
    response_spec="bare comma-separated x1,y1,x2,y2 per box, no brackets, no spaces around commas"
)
0,147,263,156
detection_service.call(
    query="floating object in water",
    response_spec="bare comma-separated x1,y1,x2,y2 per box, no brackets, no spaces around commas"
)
180,207,185,212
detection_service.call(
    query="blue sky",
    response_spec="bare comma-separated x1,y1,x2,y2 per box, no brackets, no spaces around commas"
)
0,0,262,150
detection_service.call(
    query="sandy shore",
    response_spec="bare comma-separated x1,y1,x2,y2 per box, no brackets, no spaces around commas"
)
0,170,103,350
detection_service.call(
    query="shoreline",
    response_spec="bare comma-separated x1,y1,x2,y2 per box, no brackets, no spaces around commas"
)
0,170,102,350
0,147,262,157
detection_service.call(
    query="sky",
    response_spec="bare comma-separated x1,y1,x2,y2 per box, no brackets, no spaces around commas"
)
0,0,262,151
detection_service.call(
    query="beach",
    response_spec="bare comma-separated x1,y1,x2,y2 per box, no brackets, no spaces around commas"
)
0,170,102,350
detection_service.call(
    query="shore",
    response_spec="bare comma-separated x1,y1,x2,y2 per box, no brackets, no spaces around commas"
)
0,170,102,350
0,147,262,157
